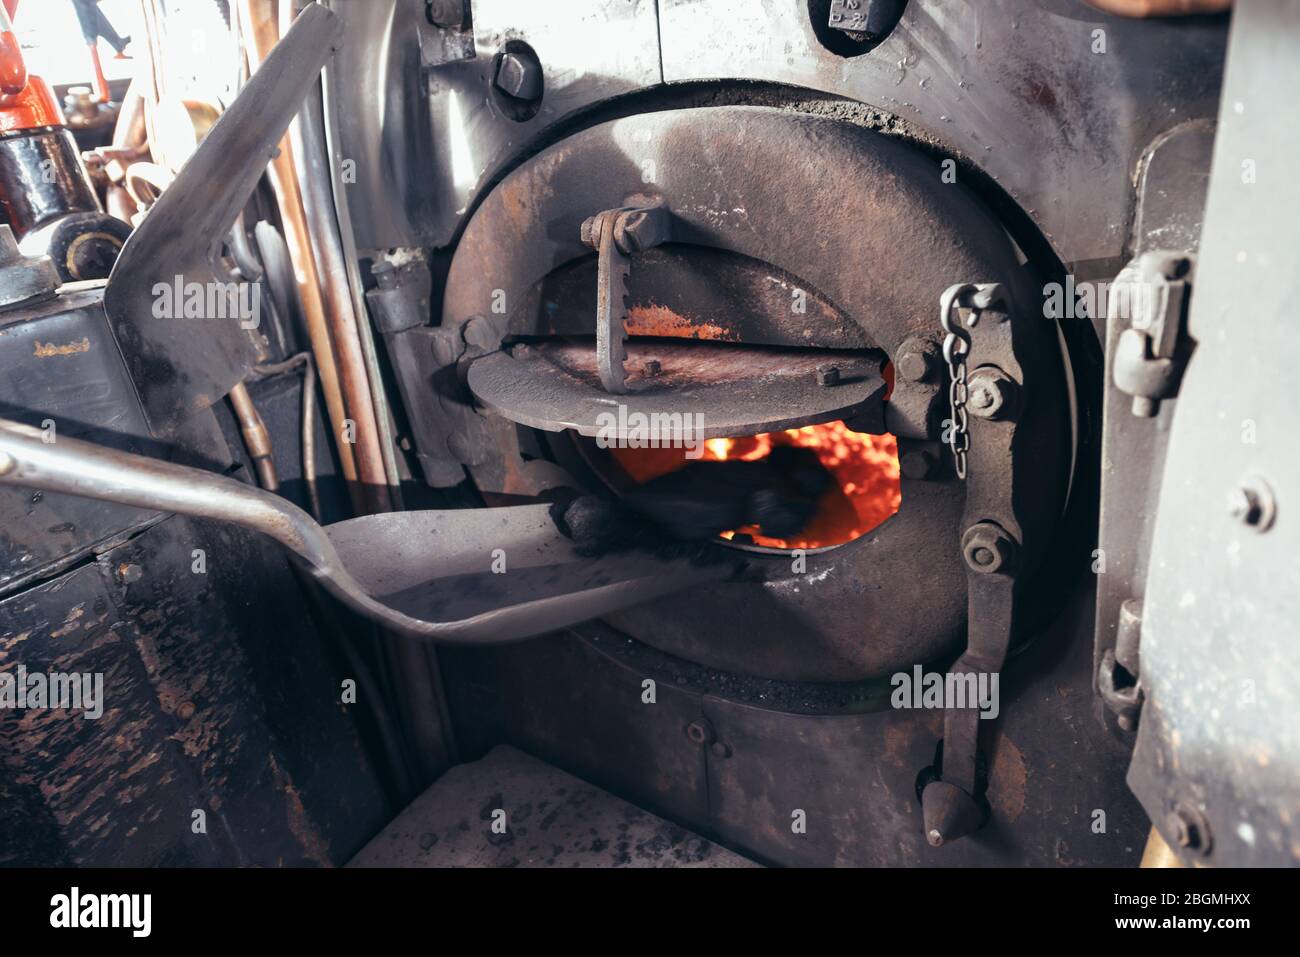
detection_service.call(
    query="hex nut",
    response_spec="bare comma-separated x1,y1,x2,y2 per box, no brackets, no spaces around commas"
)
495,50,543,101
816,364,841,387
966,366,1018,420
685,720,715,746
961,522,1017,574
895,337,938,383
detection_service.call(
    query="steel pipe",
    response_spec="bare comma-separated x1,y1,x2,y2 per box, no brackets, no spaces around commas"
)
238,0,361,506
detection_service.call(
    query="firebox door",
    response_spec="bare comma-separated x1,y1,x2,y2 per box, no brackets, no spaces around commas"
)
442,106,1076,685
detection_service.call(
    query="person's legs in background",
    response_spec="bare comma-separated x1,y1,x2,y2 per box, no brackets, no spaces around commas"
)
68,0,130,56
93,4,130,57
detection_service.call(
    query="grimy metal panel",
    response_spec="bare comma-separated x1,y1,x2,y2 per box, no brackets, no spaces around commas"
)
1130,0,1300,867
327,0,664,250
0,290,161,596
658,0,1226,271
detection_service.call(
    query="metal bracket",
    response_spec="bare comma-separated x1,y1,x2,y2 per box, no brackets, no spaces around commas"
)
1111,251,1194,418
1098,598,1144,731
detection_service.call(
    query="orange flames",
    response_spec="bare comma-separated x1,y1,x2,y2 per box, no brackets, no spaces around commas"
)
608,421,901,549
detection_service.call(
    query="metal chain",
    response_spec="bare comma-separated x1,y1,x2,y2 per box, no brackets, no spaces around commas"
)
941,284,976,480
940,283,1003,480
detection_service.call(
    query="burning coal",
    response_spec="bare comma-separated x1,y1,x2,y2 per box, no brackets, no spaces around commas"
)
608,421,901,549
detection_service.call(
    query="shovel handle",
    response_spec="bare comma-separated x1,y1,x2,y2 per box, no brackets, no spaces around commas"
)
0,417,331,563
0,417,724,643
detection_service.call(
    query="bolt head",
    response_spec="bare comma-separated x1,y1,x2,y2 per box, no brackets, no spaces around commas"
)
685,720,715,745
614,207,664,253
965,367,1017,420
896,352,930,382
495,51,543,101
1166,803,1213,856
899,449,936,480
816,364,841,386
895,338,937,382
961,522,1017,575
1228,478,1275,531
426,0,467,29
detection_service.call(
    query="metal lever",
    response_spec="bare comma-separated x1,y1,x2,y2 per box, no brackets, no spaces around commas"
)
580,205,672,393
922,283,1026,846
0,418,730,644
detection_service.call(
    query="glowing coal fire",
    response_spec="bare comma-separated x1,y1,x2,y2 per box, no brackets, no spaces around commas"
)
608,421,901,549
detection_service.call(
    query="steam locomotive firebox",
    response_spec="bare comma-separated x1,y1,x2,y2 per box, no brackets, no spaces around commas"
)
446,106,1077,692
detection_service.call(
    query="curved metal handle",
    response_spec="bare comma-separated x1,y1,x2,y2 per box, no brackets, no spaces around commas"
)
0,419,330,557
0,418,722,643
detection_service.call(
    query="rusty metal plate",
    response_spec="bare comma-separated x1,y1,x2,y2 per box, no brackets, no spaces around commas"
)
468,340,884,439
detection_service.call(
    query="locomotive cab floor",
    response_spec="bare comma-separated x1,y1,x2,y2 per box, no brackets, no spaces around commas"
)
347,745,757,868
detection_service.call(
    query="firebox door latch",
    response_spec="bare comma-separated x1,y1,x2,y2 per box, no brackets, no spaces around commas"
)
921,282,1029,847
580,203,674,394
940,282,1009,480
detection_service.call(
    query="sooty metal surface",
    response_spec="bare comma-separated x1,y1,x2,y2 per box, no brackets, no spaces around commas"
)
347,745,756,868
1129,0,1300,867
468,340,885,438
329,507,733,625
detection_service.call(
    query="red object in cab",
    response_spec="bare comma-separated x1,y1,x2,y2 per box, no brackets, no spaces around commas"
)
0,3,66,133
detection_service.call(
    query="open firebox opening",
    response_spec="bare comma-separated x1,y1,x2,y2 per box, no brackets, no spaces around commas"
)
606,421,901,550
